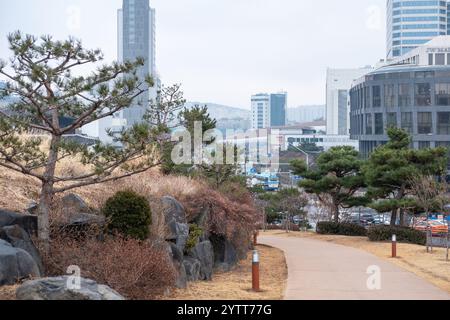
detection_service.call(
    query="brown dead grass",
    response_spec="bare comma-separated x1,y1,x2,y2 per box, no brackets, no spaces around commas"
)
0,285,17,300
264,230,450,294
164,245,287,300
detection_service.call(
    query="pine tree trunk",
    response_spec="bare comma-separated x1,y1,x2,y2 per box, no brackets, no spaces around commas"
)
333,204,340,223
37,134,60,250
399,209,405,227
390,208,397,226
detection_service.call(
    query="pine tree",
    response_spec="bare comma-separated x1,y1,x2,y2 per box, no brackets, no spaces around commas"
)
291,146,368,223
0,32,162,246
364,127,447,226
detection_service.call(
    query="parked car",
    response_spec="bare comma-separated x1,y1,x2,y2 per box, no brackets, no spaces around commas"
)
414,220,448,234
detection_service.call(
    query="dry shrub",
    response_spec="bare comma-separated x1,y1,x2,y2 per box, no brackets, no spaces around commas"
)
42,235,176,300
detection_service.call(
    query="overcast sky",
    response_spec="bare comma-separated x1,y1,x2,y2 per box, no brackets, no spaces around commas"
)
0,0,386,109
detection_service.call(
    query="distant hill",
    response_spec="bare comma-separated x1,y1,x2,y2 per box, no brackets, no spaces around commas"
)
184,102,251,120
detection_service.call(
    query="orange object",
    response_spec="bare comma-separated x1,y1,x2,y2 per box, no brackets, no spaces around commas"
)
392,234,397,258
252,250,260,292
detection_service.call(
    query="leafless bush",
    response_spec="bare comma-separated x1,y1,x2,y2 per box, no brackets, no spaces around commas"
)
41,235,176,300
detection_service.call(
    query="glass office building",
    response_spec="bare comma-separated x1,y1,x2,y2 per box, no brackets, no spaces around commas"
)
350,64,450,157
270,93,287,127
117,0,156,127
386,0,448,59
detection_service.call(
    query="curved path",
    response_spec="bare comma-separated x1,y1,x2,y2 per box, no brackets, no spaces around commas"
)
260,235,450,300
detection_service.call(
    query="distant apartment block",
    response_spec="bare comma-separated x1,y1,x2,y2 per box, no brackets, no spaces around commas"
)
251,92,287,129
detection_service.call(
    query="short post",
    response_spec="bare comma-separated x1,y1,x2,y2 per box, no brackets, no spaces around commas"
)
392,234,397,258
252,250,260,292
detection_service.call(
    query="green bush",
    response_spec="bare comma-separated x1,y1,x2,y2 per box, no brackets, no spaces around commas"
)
316,222,367,236
102,190,152,240
185,224,203,253
367,225,426,245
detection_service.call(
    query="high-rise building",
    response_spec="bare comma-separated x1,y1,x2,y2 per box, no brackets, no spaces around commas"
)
118,0,157,127
82,0,157,143
326,67,373,135
270,93,287,127
386,0,447,59
251,94,270,129
251,92,287,129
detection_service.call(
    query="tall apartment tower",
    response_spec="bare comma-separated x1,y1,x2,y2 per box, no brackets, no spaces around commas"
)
118,0,157,127
251,94,270,129
386,0,447,59
326,68,373,135
251,92,287,129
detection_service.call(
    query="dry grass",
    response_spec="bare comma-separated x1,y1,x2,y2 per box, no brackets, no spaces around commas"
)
0,285,17,300
165,245,287,300
264,230,450,294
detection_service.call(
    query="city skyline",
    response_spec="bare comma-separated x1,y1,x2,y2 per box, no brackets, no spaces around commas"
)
0,0,386,109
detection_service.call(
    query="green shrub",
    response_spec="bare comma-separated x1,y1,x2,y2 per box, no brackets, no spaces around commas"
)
185,224,203,253
316,222,367,236
367,225,426,245
102,190,152,240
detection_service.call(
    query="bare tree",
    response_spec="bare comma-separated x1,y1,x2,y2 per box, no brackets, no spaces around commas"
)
409,175,448,225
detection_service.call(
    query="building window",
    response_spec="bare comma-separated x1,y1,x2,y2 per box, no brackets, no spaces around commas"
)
437,112,450,134
435,83,450,106
366,114,373,135
398,83,411,107
415,83,432,106
418,141,431,149
364,86,371,108
401,112,413,134
436,53,446,65
374,113,384,135
429,53,434,65
387,112,397,128
384,84,396,108
417,112,432,134
372,86,381,107
436,141,450,148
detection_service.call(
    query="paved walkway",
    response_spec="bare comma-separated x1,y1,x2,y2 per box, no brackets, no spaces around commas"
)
260,235,450,300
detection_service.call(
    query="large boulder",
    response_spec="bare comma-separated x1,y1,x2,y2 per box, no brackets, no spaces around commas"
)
189,240,214,281
61,193,91,214
168,243,187,289
16,276,124,300
183,257,201,282
210,236,238,272
0,210,37,236
162,196,189,252
0,225,43,274
0,239,40,285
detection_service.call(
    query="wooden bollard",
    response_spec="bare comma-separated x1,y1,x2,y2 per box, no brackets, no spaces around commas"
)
392,234,397,258
252,250,260,292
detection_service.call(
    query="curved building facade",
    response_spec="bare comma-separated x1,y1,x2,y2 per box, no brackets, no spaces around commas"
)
350,64,450,157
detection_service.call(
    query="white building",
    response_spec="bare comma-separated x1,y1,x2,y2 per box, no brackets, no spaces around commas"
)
251,94,270,129
386,0,448,59
283,134,359,152
326,67,373,135
389,35,450,66
287,105,325,124
251,92,287,129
